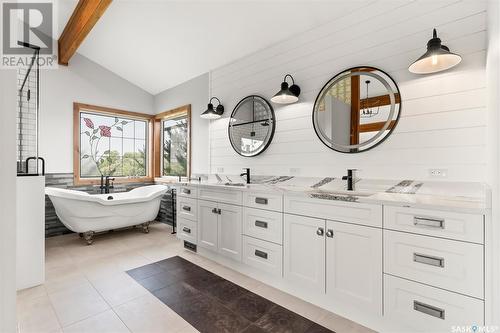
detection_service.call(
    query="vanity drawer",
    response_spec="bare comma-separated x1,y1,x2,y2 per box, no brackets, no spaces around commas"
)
177,197,197,221
384,230,483,299
243,207,282,244
198,186,243,205
284,195,382,228
177,218,197,244
384,206,483,244
242,235,282,277
177,185,198,198
384,275,484,332
243,191,283,212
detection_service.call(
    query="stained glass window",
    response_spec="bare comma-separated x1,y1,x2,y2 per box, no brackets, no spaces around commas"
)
79,112,148,177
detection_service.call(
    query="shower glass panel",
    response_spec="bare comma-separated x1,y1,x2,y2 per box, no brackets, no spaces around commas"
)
17,43,42,176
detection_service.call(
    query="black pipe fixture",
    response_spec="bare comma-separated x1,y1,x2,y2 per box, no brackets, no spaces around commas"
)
271,74,301,104
200,97,224,119
408,28,462,74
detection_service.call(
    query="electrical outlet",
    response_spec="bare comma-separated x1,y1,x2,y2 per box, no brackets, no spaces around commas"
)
428,169,448,178
290,168,301,175
216,167,224,173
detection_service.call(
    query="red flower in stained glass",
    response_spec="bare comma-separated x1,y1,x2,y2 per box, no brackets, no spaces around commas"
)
99,125,112,137
83,118,94,129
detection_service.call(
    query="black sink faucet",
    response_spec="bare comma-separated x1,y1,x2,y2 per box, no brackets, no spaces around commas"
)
240,168,251,184
100,175,115,194
342,169,356,191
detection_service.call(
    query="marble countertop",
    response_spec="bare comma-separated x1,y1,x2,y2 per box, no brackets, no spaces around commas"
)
155,175,490,214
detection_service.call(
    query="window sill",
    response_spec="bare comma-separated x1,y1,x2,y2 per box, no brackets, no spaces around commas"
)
73,176,154,186
154,176,185,184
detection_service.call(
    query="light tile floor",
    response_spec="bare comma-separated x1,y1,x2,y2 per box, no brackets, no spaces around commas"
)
16,223,375,333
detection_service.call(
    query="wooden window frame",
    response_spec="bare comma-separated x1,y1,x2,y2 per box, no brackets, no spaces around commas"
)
153,105,191,179
73,102,155,185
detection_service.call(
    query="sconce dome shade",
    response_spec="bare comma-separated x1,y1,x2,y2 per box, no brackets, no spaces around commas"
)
200,98,224,119
409,29,462,74
271,81,300,104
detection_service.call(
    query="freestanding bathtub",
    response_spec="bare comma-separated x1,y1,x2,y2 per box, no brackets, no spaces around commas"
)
45,185,169,244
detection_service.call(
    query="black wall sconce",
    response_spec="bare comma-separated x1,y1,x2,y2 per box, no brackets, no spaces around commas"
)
409,28,462,74
271,74,301,104
201,97,224,119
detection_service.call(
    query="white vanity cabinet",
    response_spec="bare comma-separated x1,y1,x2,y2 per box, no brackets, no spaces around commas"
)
218,202,243,261
284,214,326,293
197,199,243,261
173,181,489,333
283,213,383,314
198,199,219,251
243,207,282,245
178,185,198,199
326,220,382,315
176,185,200,245
177,196,198,221
243,191,283,212
382,206,485,331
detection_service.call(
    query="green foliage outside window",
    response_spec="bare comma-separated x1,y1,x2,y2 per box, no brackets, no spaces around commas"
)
163,116,187,177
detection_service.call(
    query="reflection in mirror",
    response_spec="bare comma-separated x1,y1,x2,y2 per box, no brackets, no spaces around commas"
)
313,67,401,153
228,95,276,157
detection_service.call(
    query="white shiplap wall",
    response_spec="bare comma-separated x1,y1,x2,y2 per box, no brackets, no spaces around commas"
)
209,0,488,182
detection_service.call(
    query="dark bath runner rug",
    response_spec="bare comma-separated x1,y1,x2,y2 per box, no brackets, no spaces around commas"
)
127,256,333,333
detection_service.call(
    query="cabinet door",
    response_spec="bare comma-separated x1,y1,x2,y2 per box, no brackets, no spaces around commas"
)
326,220,382,315
284,214,325,293
198,200,219,251
218,203,242,262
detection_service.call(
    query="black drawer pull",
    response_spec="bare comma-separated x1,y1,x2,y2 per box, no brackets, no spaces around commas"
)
255,220,268,229
255,250,268,259
182,227,191,234
413,301,445,320
182,188,191,194
182,206,191,212
255,197,268,205
413,253,445,268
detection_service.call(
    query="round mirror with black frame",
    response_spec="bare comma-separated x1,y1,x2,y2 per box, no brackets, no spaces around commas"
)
312,66,401,153
228,95,276,157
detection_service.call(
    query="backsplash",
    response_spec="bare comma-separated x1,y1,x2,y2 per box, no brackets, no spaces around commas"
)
45,173,175,237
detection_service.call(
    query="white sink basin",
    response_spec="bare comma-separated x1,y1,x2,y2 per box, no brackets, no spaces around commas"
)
326,190,374,197
223,182,246,187
310,190,375,198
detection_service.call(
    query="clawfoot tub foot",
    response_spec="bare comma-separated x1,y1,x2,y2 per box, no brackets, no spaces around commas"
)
141,222,150,234
83,231,95,245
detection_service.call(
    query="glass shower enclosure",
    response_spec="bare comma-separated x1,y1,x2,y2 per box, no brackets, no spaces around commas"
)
16,41,46,291
17,41,44,176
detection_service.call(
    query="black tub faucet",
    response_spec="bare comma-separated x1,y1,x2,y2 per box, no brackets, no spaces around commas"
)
105,176,115,194
342,169,356,191
100,175,105,194
240,168,251,184
100,175,115,194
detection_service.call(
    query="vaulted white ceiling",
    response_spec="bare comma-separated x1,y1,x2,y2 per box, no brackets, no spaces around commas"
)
58,0,372,95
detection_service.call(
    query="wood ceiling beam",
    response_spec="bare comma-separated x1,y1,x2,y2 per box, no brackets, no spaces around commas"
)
58,0,112,65
359,120,397,133
350,74,360,145
361,93,401,109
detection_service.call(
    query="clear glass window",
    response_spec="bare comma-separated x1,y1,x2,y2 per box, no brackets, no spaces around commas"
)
162,115,188,177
